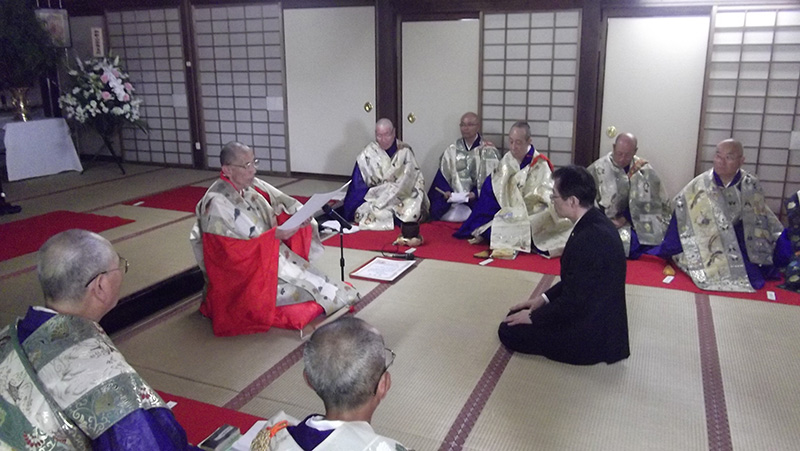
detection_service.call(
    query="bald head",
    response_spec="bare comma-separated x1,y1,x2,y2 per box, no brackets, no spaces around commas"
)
611,133,638,168
717,139,743,159
220,141,251,166
375,118,396,151
713,138,745,184
460,112,480,141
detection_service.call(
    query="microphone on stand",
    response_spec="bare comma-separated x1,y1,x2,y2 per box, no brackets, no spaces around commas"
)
321,204,353,230
321,204,351,282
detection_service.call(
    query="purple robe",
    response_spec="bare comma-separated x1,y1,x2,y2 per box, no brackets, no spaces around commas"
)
338,140,398,223
650,171,790,289
453,146,534,240
16,307,199,451
428,135,482,221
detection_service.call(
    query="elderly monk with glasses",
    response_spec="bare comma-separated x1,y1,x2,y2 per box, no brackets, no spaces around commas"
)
251,317,408,451
190,141,359,337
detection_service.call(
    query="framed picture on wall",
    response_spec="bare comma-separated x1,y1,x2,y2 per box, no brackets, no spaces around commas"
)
35,8,71,48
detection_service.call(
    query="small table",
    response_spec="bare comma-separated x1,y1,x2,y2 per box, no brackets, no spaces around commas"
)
3,118,83,181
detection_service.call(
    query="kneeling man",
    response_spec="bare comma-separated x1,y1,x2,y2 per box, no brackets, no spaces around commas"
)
498,165,629,365
656,138,786,292
251,317,407,450
190,142,359,336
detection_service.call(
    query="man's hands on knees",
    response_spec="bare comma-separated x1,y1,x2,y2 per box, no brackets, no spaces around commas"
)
504,294,547,326
503,309,533,326
508,294,546,312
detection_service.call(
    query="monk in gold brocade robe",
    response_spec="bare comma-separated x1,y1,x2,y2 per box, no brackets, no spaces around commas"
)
338,118,429,246
655,139,788,292
587,133,671,259
428,112,501,222
454,121,573,259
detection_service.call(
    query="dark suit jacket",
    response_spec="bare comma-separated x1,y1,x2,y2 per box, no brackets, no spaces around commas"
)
533,207,629,364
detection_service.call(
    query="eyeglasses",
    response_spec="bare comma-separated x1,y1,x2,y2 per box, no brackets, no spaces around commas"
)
228,159,260,170
373,347,396,395
85,254,129,287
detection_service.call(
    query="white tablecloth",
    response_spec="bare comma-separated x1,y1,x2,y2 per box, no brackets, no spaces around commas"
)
3,118,83,181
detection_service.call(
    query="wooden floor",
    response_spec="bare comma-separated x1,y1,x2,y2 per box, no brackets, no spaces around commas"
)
2,162,799,450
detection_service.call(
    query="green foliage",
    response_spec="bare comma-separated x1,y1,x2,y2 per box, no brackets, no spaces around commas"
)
0,0,61,90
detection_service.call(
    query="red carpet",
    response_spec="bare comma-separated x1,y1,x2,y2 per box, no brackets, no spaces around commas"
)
327,221,800,307
157,391,263,445
0,211,134,262
123,186,208,213
327,221,562,274
124,185,310,213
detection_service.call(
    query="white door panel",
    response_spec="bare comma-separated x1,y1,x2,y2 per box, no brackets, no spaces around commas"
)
401,19,480,188
601,16,710,197
285,7,376,176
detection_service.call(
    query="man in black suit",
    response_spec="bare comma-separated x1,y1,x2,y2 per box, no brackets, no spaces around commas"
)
498,165,629,365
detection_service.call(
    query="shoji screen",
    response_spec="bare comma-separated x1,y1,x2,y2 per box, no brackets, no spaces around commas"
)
481,10,581,167
193,3,288,172
107,8,194,165
700,7,800,215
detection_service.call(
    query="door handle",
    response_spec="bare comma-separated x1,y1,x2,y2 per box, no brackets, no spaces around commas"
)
364,102,373,113
407,112,416,124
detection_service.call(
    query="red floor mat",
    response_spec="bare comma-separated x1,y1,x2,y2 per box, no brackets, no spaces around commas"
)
156,391,262,445
123,186,209,213
0,211,134,262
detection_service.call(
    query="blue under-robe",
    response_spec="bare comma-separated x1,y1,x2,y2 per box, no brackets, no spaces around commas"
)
453,147,534,241
649,171,790,290
428,135,482,221
338,141,398,223
16,307,199,451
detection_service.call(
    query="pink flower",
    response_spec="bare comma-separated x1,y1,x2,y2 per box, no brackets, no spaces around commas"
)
100,74,109,83
101,91,111,100
123,94,130,102
112,70,120,78
124,83,133,92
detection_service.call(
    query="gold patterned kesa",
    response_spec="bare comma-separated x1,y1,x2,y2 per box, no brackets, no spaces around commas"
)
0,317,139,450
476,150,572,256
588,152,672,257
671,169,783,292
439,137,501,197
353,141,430,230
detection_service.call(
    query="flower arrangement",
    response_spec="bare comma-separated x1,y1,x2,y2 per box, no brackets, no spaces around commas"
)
58,54,146,136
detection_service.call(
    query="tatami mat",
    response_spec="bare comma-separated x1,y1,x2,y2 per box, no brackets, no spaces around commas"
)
711,296,800,451
3,166,219,219
465,285,707,451
242,259,544,450
2,162,160,204
116,247,380,397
